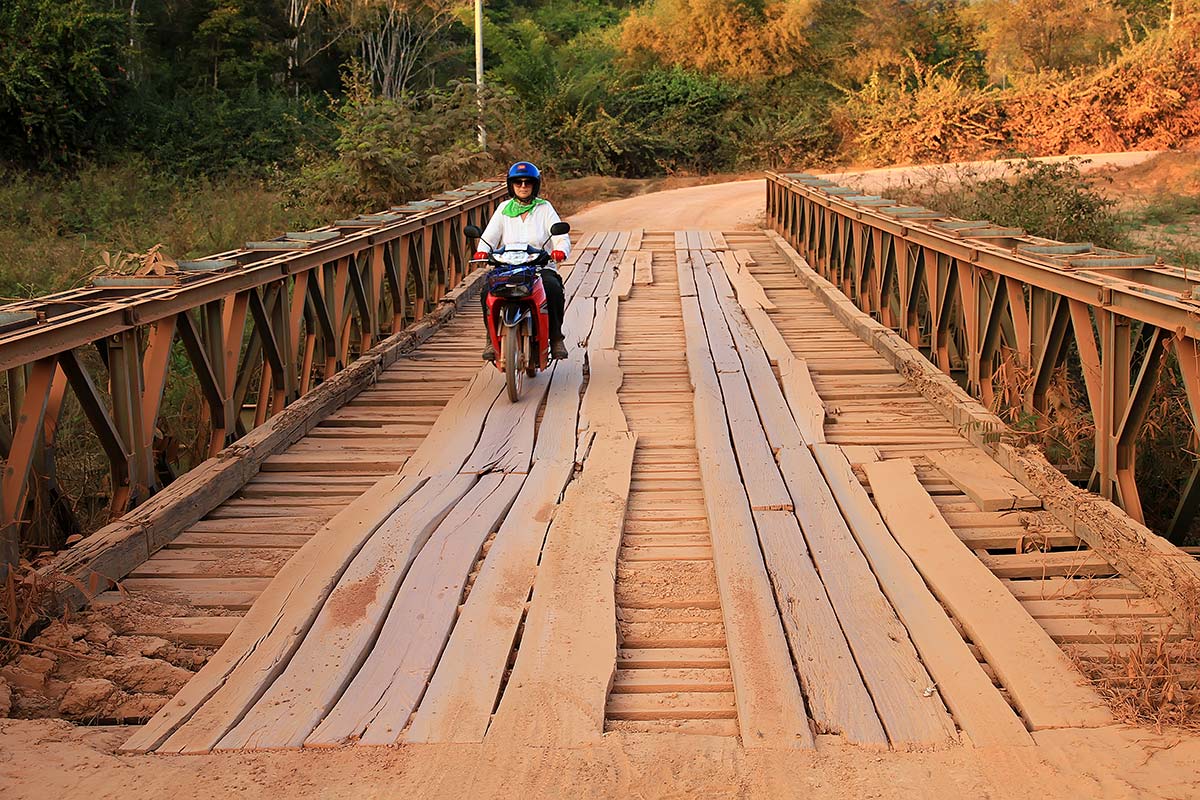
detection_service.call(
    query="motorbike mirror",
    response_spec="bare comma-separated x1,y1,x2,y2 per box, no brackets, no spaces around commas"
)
464,224,483,240
549,222,570,236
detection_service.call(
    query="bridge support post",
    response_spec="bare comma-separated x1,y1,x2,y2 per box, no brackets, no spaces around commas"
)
1,359,56,580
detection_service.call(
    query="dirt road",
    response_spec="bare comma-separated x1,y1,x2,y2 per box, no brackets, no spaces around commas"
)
567,151,1162,231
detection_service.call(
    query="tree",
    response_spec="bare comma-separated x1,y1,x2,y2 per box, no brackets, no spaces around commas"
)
620,0,817,79
323,0,466,97
195,0,293,90
833,0,984,84
968,0,1127,79
0,0,123,163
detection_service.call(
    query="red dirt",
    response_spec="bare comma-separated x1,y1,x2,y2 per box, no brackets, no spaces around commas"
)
0,596,219,724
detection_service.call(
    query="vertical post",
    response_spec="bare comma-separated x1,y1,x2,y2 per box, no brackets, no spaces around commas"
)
2,359,56,578
222,292,250,445
475,0,486,150
1170,335,1200,540
108,330,143,511
139,317,177,493
1097,311,1131,508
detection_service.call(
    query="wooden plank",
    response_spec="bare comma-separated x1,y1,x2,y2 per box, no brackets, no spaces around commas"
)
927,448,1041,511
633,251,653,286
169,532,312,549
577,306,628,456
607,692,736,720
48,267,490,614
679,260,814,750
617,648,729,669
1039,616,1182,644
611,668,733,693
677,250,697,298
764,229,1200,630
187,518,327,534
405,272,599,744
119,473,422,754
779,357,826,444
486,431,637,746
130,366,506,755
979,551,1117,579
1021,598,1164,619
1004,577,1142,600
864,458,1113,730
812,445,1032,747
608,718,739,736
615,250,637,300
694,252,891,744
305,473,525,746
956,527,1078,549
743,307,791,365
718,250,774,310
128,616,241,646
96,588,261,610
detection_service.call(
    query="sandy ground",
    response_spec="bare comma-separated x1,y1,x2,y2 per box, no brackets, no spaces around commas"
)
2,718,1199,799
566,151,1163,232
4,148,1199,798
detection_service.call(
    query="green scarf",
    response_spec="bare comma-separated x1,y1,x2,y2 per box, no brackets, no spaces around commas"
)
501,197,548,217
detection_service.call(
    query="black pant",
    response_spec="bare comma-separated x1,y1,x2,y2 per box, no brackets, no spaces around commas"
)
481,268,565,341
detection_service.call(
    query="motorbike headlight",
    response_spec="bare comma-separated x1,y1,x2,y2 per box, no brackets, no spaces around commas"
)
496,250,533,265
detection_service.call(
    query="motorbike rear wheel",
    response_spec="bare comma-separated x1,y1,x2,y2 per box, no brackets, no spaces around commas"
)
504,323,525,402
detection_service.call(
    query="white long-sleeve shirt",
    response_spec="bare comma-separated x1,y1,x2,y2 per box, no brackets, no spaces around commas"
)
477,200,571,262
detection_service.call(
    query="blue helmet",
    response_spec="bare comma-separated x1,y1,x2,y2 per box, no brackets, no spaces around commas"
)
506,161,542,198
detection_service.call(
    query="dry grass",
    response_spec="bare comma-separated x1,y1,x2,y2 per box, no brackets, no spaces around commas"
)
1,564,69,658
1073,624,1200,731
838,18,1200,166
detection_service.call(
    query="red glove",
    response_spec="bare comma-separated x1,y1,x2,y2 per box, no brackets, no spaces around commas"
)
551,250,566,263
473,251,488,261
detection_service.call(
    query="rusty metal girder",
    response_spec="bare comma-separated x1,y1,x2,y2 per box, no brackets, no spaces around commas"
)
0,183,506,371
767,171,1200,537
0,181,506,575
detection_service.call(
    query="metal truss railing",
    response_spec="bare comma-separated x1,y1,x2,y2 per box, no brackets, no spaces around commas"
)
767,171,1200,540
0,180,507,572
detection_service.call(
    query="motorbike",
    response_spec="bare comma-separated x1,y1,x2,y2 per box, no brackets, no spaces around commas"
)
465,221,571,402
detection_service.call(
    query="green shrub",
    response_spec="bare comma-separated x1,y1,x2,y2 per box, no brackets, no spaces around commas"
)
886,157,1126,247
959,159,1126,246
116,87,326,177
607,67,743,174
0,0,123,164
290,71,524,210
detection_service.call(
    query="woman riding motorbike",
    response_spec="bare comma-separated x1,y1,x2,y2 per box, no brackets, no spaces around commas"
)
475,161,570,362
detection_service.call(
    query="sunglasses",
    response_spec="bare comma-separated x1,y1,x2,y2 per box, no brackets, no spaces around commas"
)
512,178,535,186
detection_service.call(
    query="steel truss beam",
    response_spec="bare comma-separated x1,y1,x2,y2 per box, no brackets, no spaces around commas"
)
0,182,505,575
767,172,1200,539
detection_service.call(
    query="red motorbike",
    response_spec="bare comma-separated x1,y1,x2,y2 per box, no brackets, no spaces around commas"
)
466,221,570,402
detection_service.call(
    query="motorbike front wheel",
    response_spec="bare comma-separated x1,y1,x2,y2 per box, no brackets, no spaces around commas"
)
504,322,525,402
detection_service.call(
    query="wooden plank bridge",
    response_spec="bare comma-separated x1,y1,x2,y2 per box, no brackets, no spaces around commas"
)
5,178,1200,757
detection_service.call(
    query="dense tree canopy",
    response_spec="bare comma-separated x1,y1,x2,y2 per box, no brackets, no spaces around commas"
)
1,0,1196,177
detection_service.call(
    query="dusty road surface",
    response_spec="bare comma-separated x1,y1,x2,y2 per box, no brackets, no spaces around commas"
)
3,717,1200,800
567,150,1162,231
4,150,1199,800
